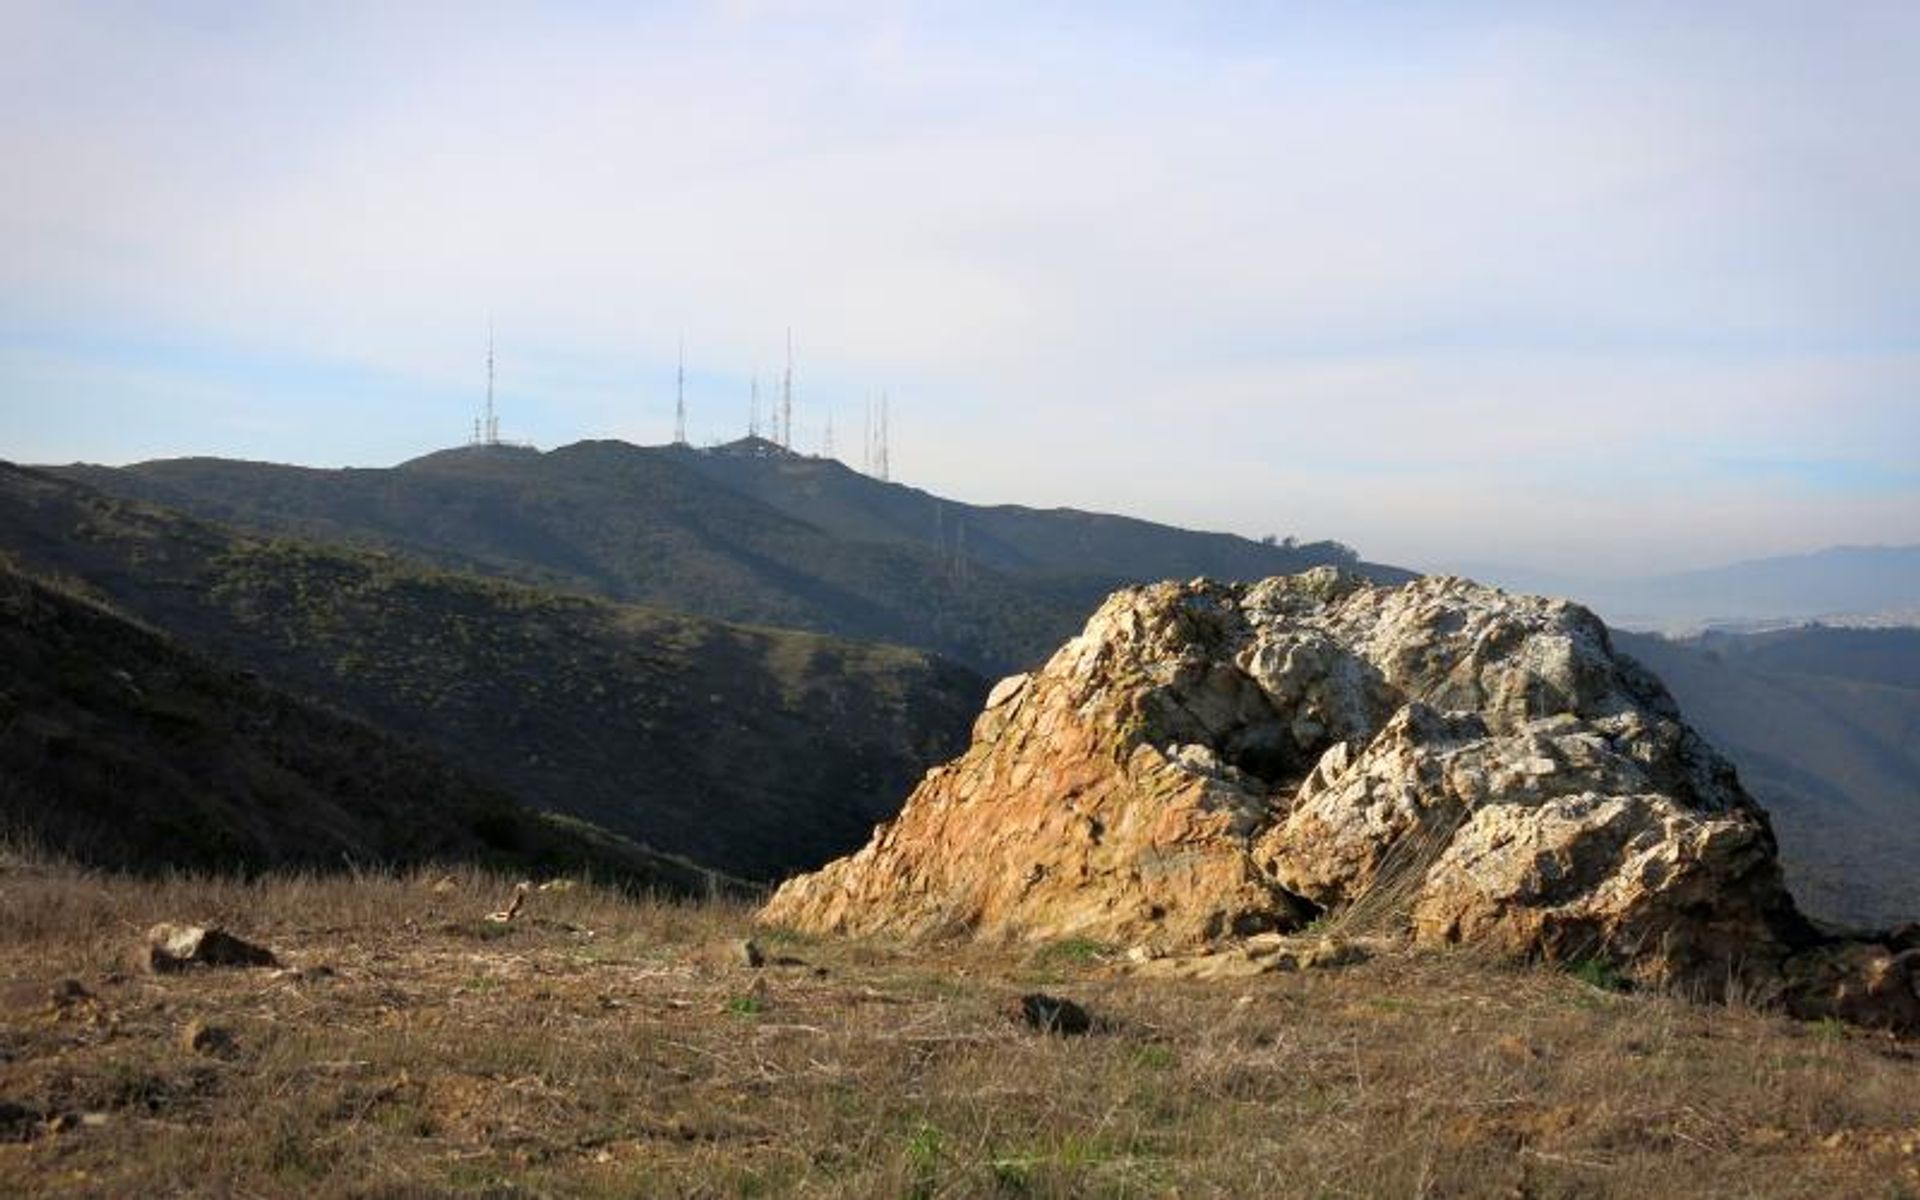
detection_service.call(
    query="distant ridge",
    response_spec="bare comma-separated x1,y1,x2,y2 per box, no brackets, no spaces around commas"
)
53,438,1410,673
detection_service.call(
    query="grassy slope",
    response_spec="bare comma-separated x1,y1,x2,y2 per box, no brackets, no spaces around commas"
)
2,863,1916,1197
0,563,720,893
0,464,983,880
1617,629,1920,928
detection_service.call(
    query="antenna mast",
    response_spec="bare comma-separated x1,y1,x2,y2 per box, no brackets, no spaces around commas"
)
749,371,760,439
781,328,794,450
876,391,890,481
484,319,499,446
674,337,688,445
824,408,835,459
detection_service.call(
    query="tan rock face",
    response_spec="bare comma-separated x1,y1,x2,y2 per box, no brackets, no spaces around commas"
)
760,569,1916,1030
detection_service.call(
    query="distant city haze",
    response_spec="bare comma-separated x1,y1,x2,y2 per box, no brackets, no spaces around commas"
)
5,2,1916,578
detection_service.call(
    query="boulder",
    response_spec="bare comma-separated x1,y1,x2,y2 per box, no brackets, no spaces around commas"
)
761,570,1916,1031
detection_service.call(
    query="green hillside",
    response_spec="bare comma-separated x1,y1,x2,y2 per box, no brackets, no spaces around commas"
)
0,464,983,880
53,438,1408,674
0,559,723,891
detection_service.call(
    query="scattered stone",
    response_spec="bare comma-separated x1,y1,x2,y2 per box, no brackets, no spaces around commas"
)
733,938,766,969
1006,992,1094,1036
1122,932,1373,980
486,882,531,923
179,1019,236,1056
138,924,278,973
427,874,460,895
537,879,577,893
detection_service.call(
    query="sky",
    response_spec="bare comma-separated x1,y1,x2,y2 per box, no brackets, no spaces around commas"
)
4,1,1917,576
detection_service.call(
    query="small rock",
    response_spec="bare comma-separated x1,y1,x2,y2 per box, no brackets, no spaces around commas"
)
138,924,278,973
537,879,577,893
1005,992,1093,1036
485,882,531,923
1301,936,1368,969
1125,945,1162,963
427,875,460,895
180,1019,236,1056
733,938,766,969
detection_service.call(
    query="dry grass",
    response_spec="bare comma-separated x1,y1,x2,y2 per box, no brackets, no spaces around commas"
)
3,856,1918,1198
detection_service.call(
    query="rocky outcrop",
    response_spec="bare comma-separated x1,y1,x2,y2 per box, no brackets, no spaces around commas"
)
761,570,1917,1030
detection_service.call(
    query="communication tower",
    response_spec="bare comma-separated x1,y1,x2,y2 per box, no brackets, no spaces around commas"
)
781,329,794,449
674,337,688,445
471,319,500,446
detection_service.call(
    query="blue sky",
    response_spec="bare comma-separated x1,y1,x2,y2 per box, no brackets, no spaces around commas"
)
4,1,1916,574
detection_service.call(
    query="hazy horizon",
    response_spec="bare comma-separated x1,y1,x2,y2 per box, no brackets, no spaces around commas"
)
6,2,1917,576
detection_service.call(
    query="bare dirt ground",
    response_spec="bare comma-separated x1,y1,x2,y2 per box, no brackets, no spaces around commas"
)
3,859,1918,1198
